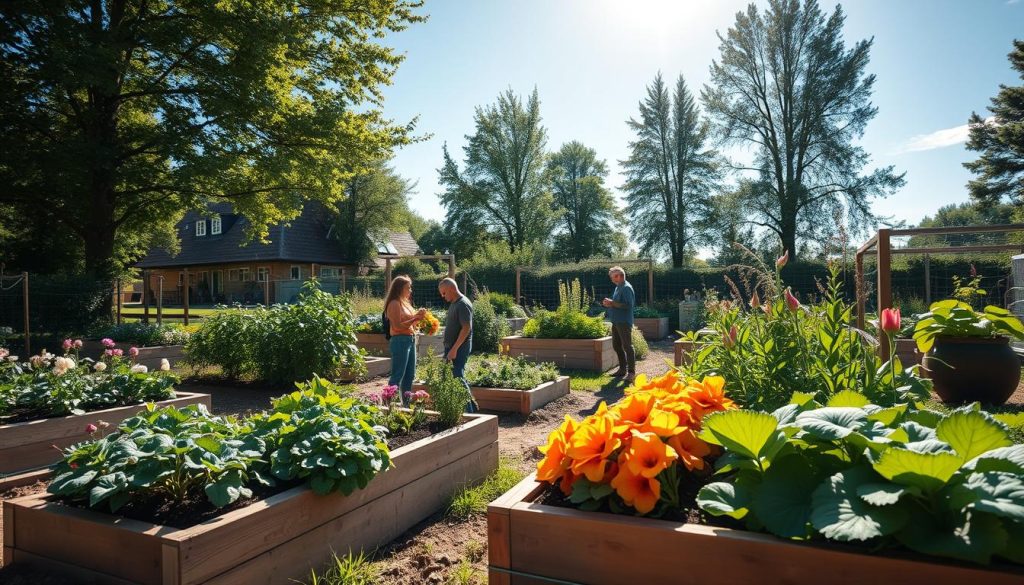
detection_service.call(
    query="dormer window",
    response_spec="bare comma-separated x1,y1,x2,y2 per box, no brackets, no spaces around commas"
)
195,220,206,236
211,216,222,235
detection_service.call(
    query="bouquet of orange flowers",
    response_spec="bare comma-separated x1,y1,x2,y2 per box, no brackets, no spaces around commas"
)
416,310,441,336
536,370,735,515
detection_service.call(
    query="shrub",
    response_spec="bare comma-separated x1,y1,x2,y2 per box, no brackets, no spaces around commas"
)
465,354,558,389
392,257,437,279
420,355,473,428
479,291,527,318
631,326,649,360
633,305,662,318
699,398,1024,566
522,279,606,339
186,282,365,383
354,313,384,334
91,323,190,347
471,297,510,353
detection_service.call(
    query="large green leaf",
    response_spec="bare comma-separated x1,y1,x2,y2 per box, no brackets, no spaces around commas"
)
872,448,963,493
949,472,1024,522
1001,520,1024,563
856,482,921,506
697,482,752,520
965,444,1024,475
48,470,97,495
811,466,908,541
936,409,1012,463
700,410,786,462
751,455,819,538
897,508,1008,565
795,407,866,441
826,391,870,408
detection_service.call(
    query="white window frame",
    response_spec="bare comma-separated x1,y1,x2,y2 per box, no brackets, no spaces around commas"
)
257,266,269,282
228,269,239,282
239,267,251,281
319,266,340,279
210,216,222,235
290,265,301,280
195,220,206,236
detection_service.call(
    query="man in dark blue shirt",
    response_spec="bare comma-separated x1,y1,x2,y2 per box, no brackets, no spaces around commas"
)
601,266,636,382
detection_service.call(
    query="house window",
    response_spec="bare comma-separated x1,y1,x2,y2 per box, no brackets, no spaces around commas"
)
228,269,239,282
195,220,206,236
239,267,251,281
290,266,301,280
211,216,222,235
257,267,269,282
320,266,340,279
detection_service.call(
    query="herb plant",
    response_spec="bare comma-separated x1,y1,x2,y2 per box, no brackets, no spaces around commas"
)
697,394,1024,565
522,279,607,339
465,354,559,389
420,355,473,428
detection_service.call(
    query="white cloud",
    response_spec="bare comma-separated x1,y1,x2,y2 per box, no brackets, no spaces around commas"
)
894,117,993,154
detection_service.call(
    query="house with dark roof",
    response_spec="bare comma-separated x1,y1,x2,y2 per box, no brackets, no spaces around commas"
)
135,203,420,304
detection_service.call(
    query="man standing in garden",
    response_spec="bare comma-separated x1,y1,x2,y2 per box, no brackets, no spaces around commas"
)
439,278,477,412
602,266,636,382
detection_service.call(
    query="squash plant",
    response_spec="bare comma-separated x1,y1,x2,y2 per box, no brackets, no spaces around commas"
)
697,393,1024,565
49,403,268,512
912,300,1024,352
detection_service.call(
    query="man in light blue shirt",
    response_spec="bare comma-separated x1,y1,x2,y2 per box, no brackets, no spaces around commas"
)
601,266,636,382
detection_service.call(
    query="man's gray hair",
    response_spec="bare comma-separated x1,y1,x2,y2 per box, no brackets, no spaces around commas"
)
439,277,459,291
609,266,626,278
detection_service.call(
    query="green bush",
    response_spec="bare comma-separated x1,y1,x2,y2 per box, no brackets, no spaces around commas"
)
186,282,365,383
392,257,437,278
471,297,510,353
633,305,662,318
631,326,649,360
420,355,473,428
522,279,606,339
465,354,558,389
91,323,190,347
479,291,527,318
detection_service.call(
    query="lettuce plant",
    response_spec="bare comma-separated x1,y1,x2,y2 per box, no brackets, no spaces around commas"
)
49,404,268,512
697,393,1024,565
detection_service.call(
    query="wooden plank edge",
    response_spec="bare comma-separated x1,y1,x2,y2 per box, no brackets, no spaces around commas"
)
0,468,53,492
5,548,141,585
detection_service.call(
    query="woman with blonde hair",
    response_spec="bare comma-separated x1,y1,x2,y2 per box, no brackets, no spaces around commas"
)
384,275,426,400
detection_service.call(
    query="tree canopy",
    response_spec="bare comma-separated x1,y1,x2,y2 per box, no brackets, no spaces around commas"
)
702,0,903,260
0,0,424,279
331,159,416,264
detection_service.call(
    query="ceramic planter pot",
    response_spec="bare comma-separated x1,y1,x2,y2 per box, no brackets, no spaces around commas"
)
923,336,1020,405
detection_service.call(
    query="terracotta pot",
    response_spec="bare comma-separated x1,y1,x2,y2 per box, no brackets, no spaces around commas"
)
923,336,1020,405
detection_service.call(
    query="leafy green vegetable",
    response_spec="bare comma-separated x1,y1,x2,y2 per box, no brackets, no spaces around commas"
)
913,300,1024,352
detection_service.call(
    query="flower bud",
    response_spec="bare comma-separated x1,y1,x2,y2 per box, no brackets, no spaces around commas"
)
880,308,901,334
85,423,98,433
776,250,789,270
785,288,800,312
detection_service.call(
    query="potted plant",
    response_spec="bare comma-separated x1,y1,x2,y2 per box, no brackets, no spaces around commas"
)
502,279,615,371
912,300,1024,404
633,305,669,340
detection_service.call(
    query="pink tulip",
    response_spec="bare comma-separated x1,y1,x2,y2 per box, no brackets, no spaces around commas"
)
785,288,800,312
880,308,901,333
62,339,73,351
776,250,789,270
85,423,98,433
74,339,83,349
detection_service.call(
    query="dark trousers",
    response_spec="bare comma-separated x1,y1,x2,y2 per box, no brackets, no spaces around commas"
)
611,322,636,373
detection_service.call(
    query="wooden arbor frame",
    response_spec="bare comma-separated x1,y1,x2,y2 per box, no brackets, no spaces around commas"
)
855,224,1024,361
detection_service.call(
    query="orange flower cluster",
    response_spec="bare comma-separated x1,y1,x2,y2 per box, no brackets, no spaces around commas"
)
537,371,735,514
416,310,441,336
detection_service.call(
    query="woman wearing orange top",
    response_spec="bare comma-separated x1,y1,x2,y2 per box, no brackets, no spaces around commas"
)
384,275,426,400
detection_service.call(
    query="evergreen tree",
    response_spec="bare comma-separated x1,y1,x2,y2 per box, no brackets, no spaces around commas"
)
702,0,903,259
621,73,720,267
965,40,1024,208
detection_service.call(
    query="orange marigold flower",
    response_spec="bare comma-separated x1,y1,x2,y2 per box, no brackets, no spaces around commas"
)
559,470,581,496
537,428,570,483
667,427,711,471
622,430,677,479
611,393,657,429
567,416,621,482
685,376,736,423
610,465,661,515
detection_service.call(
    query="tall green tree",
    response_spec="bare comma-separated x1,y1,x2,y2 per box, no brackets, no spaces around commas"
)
965,40,1024,207
0,1,423,282
546,141,625,262
332,159,415,264
621,73,720,267
702,0,903,260
908,201,1018,248
438,88,556,253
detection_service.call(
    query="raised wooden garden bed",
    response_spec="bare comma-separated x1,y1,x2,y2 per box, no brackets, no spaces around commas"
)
337,355,392,382
80,340,186,371
0,392,211,476
4,413,499,585
487,474,1024,585
415,376,569,414
895,338,922,367
634,317,669,340
501,335,616,372
355,333,446,360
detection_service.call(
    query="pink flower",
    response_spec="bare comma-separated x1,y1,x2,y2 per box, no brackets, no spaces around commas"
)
880,308,901,334
784,288,800,312
381,384,398,401
776,250,789,270
85,423,98,434
129,346,139,359
111,349,124,357
62,339,73,351
101,338,116,349
74,339,83,349
722,325,738,349
749,290,761,309
412,390,430,402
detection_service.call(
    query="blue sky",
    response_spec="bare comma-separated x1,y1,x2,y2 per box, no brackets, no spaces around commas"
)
379,0,1022,245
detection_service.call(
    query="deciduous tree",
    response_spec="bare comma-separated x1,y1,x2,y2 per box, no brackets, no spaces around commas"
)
546,141,625,262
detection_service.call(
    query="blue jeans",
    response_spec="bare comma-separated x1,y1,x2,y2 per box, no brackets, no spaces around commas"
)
388,335,416,398
446,341,477,413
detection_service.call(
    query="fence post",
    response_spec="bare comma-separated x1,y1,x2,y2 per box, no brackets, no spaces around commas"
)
116,279,122,325
385,258,392,289
143,270,150,324
924,253,931,305
183,268,190,326
157,276,164,326
856,252,865,331
647,259,654,306
22,272,30,356
877,228,892,362
264,277,270,306
448,255,455,279
515,267,522,304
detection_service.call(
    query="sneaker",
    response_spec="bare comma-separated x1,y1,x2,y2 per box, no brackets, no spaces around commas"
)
610,368,627,378
625,372,636,383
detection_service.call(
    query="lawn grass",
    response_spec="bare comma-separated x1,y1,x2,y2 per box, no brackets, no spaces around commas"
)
562,369,614,392
447,456,526,520
120,306,227,317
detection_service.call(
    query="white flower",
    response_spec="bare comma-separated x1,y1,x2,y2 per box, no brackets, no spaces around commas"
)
159,358,170,372
130,364,148,374
52,356,76,376
93,361,108,372
7,355,18,362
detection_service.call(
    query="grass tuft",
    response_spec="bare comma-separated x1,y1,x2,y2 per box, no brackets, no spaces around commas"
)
447,457,527,519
